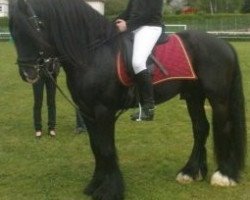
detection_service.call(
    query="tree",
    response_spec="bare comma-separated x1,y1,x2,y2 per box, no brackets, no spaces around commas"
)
105,0,242,15
189,0,242,14
241,0,250,13
105,0,128,16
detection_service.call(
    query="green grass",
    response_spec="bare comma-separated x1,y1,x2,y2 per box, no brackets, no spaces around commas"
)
0,41,249,200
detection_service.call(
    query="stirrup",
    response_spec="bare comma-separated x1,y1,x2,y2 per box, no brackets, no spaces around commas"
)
131,104,154,121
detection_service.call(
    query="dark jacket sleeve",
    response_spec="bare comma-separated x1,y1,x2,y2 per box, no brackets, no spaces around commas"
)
116,0,133,21
126,0,163,32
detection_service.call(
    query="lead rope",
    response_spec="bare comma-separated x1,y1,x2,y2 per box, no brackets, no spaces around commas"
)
44,65,130,123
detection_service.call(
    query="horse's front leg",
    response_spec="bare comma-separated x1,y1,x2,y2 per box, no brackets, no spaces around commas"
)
84,104,124,200
176,96,209,184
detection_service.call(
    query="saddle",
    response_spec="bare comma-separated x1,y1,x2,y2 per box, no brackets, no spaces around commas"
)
117,33,197,87
120,32,169,77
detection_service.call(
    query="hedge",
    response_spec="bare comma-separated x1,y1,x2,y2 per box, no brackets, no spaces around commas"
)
1,13,250,32
163,14,250,31
0,17,9,31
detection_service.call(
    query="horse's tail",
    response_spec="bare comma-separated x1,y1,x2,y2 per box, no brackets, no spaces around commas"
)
228,48,247,171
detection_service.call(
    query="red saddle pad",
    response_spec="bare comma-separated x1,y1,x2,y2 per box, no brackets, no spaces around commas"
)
116,34,197,86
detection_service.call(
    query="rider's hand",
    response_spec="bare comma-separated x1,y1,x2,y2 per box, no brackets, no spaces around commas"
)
115,19,127,32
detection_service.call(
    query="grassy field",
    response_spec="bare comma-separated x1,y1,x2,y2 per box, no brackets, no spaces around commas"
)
0,41,249,200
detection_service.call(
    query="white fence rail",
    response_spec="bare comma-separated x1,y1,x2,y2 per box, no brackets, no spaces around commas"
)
165,24,187,33
207,31,250,39
165,24,250,39
0,32,10,40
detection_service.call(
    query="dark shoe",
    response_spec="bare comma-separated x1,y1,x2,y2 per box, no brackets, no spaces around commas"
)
131,106,154,121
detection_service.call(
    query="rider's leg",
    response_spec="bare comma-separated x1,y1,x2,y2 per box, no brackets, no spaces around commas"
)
131,26,162,121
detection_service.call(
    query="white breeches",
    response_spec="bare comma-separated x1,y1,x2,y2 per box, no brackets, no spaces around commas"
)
132,26,162,74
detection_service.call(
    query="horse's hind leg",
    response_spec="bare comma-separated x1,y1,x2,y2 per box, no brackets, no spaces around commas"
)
176,95,209,184
83,105,124,200
208,63,246,186
209,99,239,186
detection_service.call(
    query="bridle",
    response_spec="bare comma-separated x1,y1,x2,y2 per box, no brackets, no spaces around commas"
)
17,0,128,122
17,0,96,121
16,0,59,75
17,54,60,81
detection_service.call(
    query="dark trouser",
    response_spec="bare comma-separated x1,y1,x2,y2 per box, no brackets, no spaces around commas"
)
32,75,56,131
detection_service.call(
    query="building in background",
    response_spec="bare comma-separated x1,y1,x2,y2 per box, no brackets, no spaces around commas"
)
85,0,106,15
168,0,197,14
0,0,8,17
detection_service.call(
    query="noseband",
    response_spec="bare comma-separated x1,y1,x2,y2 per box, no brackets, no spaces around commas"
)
17,55,60,77
18,0,59,76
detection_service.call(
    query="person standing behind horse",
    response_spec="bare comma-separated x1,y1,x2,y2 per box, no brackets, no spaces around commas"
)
115,0,163,121
32,63,59,137
75,109,87,133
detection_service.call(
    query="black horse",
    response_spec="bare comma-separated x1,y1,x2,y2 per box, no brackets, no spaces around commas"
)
9,0,246,199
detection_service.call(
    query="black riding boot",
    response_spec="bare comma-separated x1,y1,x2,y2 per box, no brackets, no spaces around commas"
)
131,69,155,121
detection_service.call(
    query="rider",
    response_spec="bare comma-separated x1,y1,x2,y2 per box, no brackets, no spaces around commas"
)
115,0,163,121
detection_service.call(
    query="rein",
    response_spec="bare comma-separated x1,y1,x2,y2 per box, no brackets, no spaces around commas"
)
42,59,96,122
20,0,127,122
18,0,98,122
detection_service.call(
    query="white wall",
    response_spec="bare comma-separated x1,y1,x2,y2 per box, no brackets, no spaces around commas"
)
169,0,187,11
86,1,105,15
0,0,8,17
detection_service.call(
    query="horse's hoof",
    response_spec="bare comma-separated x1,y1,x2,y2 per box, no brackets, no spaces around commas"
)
211,171,237,187
176,172,194,184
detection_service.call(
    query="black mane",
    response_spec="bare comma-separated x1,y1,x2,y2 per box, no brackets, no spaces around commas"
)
10,0,118,67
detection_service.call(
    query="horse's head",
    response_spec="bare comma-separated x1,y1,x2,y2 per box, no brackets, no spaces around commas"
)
9,0,59,83
10,0,119,82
